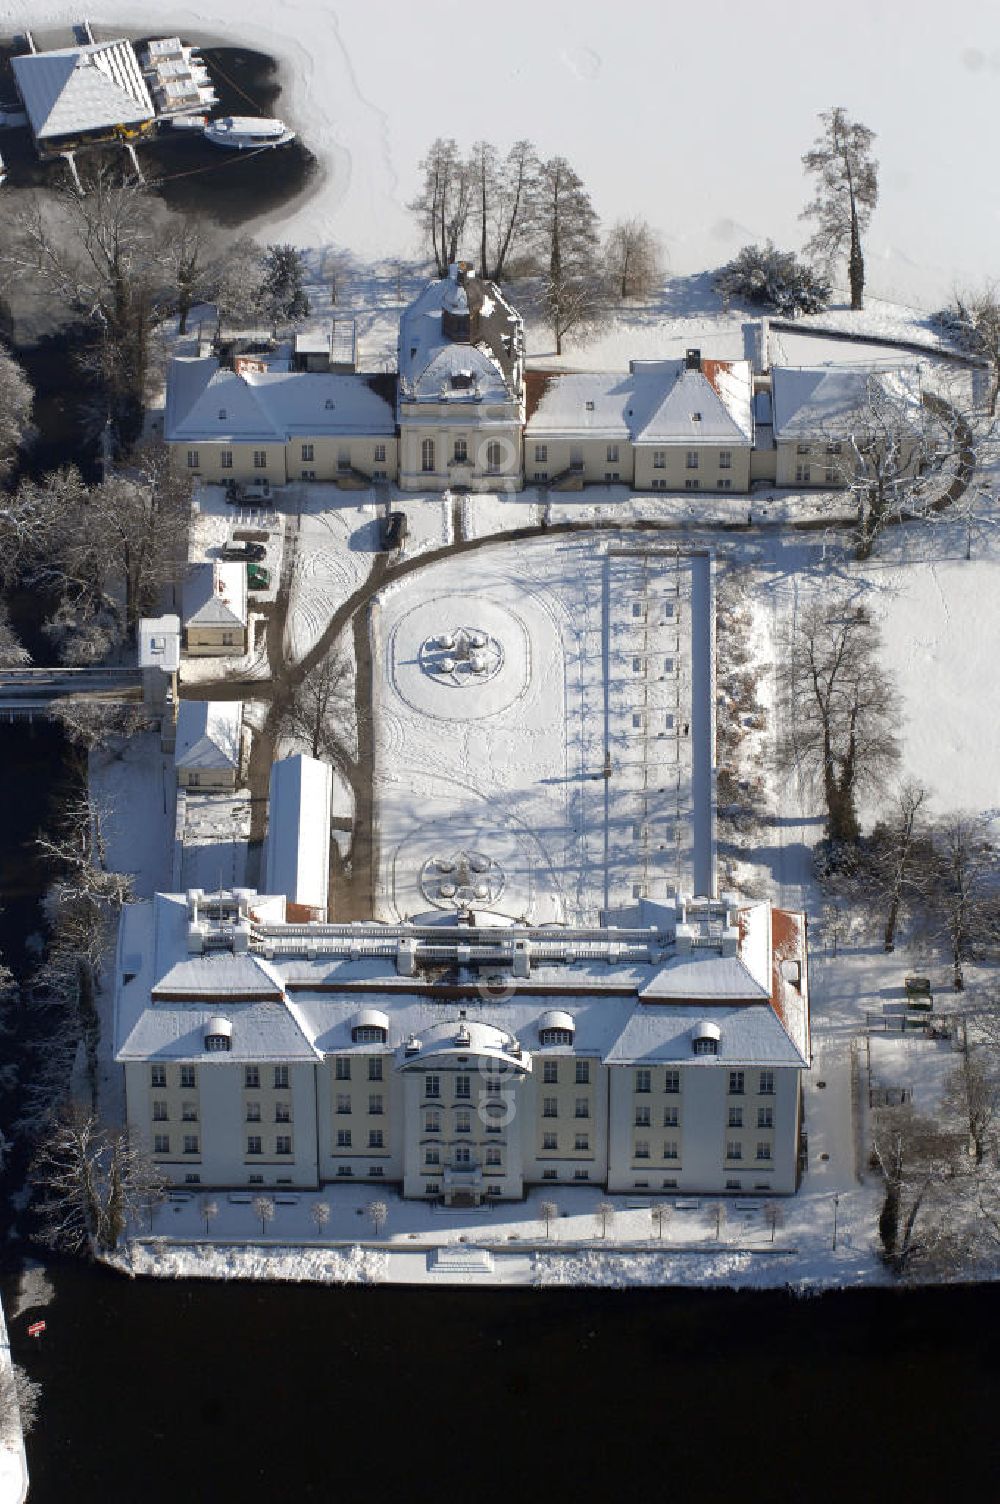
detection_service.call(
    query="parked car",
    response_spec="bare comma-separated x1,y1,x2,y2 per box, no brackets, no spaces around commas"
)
382,510,408,549
247,563,271,591
221,541,266,562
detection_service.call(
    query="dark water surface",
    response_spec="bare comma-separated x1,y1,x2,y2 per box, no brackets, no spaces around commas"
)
2,1264,997,1504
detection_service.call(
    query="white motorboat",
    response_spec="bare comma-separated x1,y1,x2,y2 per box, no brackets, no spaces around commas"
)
203,116,295,150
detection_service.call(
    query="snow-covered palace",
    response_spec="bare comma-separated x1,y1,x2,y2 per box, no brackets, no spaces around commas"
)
164,262,923,495
116,890,809,1201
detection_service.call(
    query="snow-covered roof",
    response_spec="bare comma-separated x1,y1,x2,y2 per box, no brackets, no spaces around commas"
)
264,755,333,913
175,700,242,771
138,615,181,672
770,364,922,440
525,361,753,444
12,40,154,142
115,892,810,1070
165,357,395,443
182,561,247,630
398,271,521,409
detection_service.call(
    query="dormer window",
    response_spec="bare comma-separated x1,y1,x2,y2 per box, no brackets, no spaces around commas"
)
691,412,702,422
585,400,595,411
325,398,335,410
218,408,227,420
540,1028,573,1046
539,1010,575,1048
352,1008,389,1045
691,1020,721,1056
203,1015,232,1052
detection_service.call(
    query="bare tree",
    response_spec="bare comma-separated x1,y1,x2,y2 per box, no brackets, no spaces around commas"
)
869,781,930,951
31,1107,166,1255
604,217,663,301
213,237,269,336
274,648,354,766
10,446,189,642
410,139,472,276
926,814,999,991
367,1199,388,1237
539,1200,558,1240
0,1361,42,1438
935,287,1000,416
650,1203,672,1241
763,1202,784,1244
594,1200,615,1239
483,140,539,282
253,1194,276,1238
801,107,879,311
0,601,30,667
3,168,174,430
870,1104,956,1274
0,343,33,481
778,596,899,847
309,1200,331,1237
945,1042,998,1165
199,1196,219,1237
166,215,222,336
535,156,602,355
709,1201,727,1241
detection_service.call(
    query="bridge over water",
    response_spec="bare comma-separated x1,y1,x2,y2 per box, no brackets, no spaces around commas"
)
0,667,144,719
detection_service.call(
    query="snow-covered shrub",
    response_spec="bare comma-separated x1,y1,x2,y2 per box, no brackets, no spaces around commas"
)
714,241,832,317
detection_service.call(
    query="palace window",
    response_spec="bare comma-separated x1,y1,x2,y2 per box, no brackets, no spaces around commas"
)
758,1107,774,1129
575,1098,590,1119
421,438,435,472
301,443,314,462
336,1130,352,1148
335,1057,351,1080
635,1105,651,1127
368,1057,383,1081
455,1075,471,1100
374,444,386,463
756,1142,772,1162
424,1111,441,1134
540,1028,573,1046
368,1130,383,1149
653,449,666,469
543,1133,558,1150
727,1140,743,1161
245,1066,260,1089
574,1134,589,1151
454,438,468,463
664,1141,679,1160
486,441,503,473
183,1135,199,1155
276,1136,292,1155
543,1061,559,1085
425,1147,439,1166
424,1075,440,1099
455,1111,471,1134
273,1065,289,1089
534,444,548,463
180,1066,196,1090
151,1064,167,1088
719,450,732,469
664,1070,680,1094
275,1103,291,1124
686,451,699,469
575,1060,590,1085
758,1070,775,1096
728,1106,743,1129
246,1103,261,1122
368,1094,383,1116
154,1135,170,1154
153,1101,168,1121
247,1136,262,1155
336,1095,351,1115
607,444,619,463
253,450,267,469
186,450,200,469
635,1140,650,1159
486,1147,501,1166
635,1069,651,1093
729,1071,745,1096
543,1097,558,1118
663,1107,678,1128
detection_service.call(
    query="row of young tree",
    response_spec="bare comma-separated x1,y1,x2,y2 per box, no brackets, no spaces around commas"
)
410,138,662,351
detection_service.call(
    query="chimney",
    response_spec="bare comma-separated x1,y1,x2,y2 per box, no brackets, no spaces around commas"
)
685,348,701,371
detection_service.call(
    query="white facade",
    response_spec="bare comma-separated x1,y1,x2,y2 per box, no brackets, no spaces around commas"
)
116,890,810,1201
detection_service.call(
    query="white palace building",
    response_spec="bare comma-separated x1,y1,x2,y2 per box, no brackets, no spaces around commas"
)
115,888,809,1203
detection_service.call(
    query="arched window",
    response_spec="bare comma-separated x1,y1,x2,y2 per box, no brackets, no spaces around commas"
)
421,438,435,473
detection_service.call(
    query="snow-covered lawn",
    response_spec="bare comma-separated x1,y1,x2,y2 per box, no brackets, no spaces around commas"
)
284,487,380,664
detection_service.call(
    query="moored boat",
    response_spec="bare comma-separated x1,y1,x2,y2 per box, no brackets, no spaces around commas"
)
202,116,295,150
